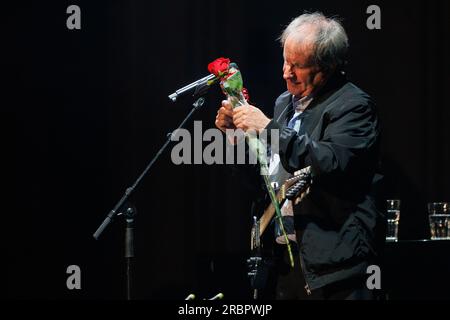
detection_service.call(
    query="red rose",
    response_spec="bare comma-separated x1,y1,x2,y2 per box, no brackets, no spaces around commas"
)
207,57,230,77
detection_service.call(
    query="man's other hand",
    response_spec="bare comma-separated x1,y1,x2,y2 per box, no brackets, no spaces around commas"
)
215,100,236,133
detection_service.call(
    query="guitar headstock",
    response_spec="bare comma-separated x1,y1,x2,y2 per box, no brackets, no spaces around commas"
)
280,166,311,200
284,166,312,205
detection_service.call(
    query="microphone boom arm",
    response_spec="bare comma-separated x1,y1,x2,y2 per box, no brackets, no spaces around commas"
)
93,96,206,240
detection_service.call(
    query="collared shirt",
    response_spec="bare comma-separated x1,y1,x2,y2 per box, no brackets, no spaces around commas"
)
289,94,314,132
268,94,313,176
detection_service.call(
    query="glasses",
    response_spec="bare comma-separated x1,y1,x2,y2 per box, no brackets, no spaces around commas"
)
428,202,450,240
386,200,401,242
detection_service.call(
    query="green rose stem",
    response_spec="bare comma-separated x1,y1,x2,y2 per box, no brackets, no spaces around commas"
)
246,134,295,268
223,69,295,268
212,61,295,268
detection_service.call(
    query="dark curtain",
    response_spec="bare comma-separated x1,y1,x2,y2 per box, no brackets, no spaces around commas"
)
4,0,450,299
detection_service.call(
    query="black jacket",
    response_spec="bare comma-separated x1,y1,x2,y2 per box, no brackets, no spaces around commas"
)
263,72,385,290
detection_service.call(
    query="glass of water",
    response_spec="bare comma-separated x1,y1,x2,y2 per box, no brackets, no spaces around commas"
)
428,202,450,240
386,200,401,242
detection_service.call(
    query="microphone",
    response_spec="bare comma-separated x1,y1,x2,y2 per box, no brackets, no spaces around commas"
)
207,292,224,300
168,74,217,102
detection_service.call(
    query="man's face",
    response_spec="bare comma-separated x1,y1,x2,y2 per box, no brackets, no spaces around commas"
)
283,35,326,98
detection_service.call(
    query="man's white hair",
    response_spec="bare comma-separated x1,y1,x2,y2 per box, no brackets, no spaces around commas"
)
280,12,349,71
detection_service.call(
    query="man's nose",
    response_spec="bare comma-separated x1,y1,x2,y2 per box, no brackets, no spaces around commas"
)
283,65,293,80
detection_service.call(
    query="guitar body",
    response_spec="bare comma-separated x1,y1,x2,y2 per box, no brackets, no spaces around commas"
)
247,166,312,299
248,217,277,299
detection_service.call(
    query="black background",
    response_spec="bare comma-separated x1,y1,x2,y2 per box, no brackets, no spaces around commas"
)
4,0,450,299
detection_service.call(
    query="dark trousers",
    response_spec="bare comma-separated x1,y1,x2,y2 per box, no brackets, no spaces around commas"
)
274,243,374,300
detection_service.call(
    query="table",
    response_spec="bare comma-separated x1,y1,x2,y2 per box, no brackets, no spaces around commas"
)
383,239,450,299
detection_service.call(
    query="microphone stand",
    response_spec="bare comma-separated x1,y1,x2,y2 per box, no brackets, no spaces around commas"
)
93,96,206,299
124,205,136,300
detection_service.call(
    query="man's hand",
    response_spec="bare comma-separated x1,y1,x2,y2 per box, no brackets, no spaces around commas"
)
233,104,271,133
215,100,236,133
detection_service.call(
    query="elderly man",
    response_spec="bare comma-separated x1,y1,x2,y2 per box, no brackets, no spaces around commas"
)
216,12,384,300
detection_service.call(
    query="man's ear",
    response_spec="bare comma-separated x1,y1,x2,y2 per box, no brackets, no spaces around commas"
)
321,65,337,78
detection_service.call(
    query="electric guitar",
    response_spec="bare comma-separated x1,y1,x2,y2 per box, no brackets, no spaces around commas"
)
247,166,312,299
